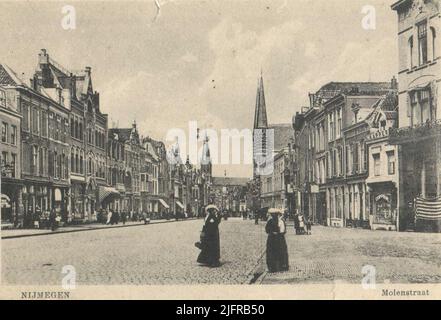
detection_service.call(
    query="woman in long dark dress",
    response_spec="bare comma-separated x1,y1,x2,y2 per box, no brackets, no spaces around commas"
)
197,205,222,267
266,209,289,272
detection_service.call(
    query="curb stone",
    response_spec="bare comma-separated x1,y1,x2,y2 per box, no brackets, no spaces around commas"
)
1,218,198,240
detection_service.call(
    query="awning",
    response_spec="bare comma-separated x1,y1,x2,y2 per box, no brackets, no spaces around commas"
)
158,199,170,209
98,186,120,204
175,201,184,209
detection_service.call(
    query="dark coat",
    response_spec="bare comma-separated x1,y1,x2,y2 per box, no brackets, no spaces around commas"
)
197,213,222,266
265,217,289,273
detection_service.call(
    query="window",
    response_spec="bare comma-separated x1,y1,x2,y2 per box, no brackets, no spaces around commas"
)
431,27,436,61
71,150,75,173
39,148,44,175
32,108,39,134
337,109,342,139
79,122,83,140
1,151,8,166
22,104,29,131
387,151,395,175
71,118,75,137
329,113,334,141
32,146,38,174
411,89,432,126
408,36,414,69
1,122,8,143
373,153,380,176
41,112,48,137
418,21,428,65
346,145,351,174
352,144,359,174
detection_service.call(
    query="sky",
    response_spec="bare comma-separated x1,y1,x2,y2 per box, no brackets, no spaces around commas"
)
0,0,399,177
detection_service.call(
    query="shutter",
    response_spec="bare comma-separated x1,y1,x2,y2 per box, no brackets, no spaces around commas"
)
406,92,411,118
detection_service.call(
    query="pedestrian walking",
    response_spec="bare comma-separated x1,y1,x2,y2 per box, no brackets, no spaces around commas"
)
106,209,113,225
265,208,289,273
121,211,127,225
306,217,312,235
49,208,57,231
196,204,222,268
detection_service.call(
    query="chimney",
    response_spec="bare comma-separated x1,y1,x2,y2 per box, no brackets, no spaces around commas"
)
391,76,398,90
85,66,91,75
38,49,49,65
38,49,53,88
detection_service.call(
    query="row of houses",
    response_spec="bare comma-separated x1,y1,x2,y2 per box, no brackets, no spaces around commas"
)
251,0,440,232
0,49,213,228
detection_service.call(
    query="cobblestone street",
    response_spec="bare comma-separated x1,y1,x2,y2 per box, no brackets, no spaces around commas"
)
2,219,441,286
262,225,441,285
1,218,266,285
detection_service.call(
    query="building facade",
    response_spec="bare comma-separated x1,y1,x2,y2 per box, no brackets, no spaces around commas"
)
390,0,440,232
0,84,22,226
293,81,398,228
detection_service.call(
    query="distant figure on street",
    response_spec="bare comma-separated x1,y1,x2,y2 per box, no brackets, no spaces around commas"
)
293,212,300,234
121,211,127,225
265,208,289,273
254,210,259,225
196,205,222,268
306,217,312,235
49,208,57,231
106,209,113,225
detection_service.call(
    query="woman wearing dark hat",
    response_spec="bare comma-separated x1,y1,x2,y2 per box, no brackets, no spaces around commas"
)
265,208,289,272
196,205,222,267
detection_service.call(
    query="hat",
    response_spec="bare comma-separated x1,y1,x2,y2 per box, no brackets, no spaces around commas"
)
205,204,219,214
268,208,283,215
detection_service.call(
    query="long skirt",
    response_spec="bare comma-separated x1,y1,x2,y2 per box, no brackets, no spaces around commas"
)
197,234,220,266
266,234,289,272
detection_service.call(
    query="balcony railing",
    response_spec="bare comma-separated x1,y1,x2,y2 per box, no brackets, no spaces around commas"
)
390,119,441,144
366,128,391,141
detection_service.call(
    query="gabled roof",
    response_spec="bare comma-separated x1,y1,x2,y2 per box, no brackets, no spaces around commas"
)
0,64,26,86
318,82,392,94
109,127,140,144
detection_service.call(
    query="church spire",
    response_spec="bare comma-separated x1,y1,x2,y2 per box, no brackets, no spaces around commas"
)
253,72,268,129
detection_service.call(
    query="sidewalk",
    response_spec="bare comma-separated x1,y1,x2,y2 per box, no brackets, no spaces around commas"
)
258,225,441,284
1,218,197,239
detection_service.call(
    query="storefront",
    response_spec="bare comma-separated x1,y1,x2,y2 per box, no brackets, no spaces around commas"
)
1,177,24,226
391,121,441,232
368,182,397,231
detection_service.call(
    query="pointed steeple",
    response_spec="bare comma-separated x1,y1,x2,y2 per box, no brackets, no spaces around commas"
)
201,133,211,165
200,133,212,178
253,72,268,129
